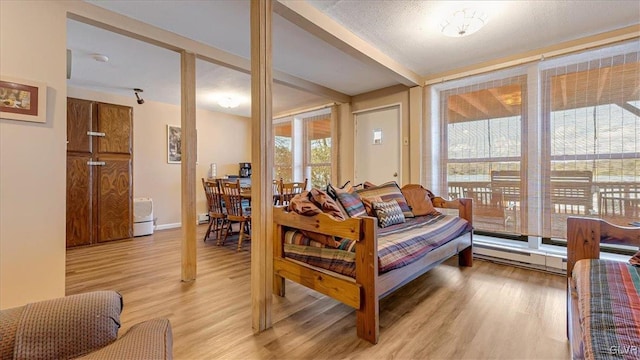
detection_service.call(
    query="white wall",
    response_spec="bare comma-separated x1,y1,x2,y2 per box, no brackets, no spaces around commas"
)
350,86,411,184
0,1,252,309
0,1,67,309
68,87,252,227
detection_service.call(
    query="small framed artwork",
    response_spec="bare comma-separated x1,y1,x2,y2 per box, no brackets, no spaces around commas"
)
167,125,182,163
0,76,47,123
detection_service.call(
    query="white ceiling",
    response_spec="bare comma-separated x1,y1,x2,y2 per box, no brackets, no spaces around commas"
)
67,0,640,117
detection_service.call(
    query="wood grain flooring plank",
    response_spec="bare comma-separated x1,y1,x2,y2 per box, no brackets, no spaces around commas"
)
66,225,570,359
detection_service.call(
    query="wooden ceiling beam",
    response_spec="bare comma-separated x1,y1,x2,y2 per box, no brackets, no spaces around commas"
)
631,83,640,98
447,97,471,119
66,1,351,103
596,67,610,103
620,102,640,117
487,88,513,113
560,75,568,108
458,93,490,115
274,0,423,87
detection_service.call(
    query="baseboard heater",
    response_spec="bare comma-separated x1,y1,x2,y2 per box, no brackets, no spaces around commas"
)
473,243,566,274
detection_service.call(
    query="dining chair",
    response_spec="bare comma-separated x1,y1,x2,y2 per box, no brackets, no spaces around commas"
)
201,178,228,244
221,179,251,251
273,179,282,205
280,178,308,205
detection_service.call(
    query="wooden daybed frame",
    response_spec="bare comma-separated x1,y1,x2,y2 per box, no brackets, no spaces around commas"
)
566,217,640,359
273,196,473,344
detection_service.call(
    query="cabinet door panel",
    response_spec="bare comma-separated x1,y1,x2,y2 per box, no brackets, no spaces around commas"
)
97,103,132,154
67,98,94,153
66,154,93,247
97,156,132,242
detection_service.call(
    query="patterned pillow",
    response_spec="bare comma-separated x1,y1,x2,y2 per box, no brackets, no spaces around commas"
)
372,200,406,228
401,184,441,216
356,181,414,218
335,191,367,218
361,195,383,216
630,250,640,267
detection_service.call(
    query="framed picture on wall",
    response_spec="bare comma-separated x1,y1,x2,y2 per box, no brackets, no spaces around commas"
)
0,76,47,123
167,125,182,163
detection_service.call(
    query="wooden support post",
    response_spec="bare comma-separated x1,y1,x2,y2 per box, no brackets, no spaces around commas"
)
181,50,197,282
250,0,274,333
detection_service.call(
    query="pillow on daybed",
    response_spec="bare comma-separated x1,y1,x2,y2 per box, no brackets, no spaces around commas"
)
327,184,367,218
360,195,383,216
288,189,345,221
400,184,441,216
372,200,405,228
356,181,414,218
631,250,640,267
308,188,345,221
286,189,344,248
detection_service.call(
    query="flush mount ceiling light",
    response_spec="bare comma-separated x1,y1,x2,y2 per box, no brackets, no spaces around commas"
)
440,8,488,37
91,53,109,62
218,96,240,109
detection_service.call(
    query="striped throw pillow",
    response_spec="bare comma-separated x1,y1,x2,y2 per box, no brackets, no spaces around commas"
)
372,200,405,228
335,191,367,218
356,181,414,218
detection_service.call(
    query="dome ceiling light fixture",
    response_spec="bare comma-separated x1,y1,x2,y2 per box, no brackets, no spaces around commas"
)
218,96,240,109
91,53,109,62
440,8,488,37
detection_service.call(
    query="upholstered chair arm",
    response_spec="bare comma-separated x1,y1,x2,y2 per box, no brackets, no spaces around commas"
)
78,318,173,360
11,290,123,360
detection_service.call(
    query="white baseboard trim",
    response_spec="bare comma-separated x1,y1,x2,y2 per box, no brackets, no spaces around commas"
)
155,223,181,230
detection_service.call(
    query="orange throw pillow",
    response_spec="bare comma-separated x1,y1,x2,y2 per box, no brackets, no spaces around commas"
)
400,184,440,216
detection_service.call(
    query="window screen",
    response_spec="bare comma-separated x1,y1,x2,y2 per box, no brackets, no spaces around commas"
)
441,76,526,235
542,51,640,238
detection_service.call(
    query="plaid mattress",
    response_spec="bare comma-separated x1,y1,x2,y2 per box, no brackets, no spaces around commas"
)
283,214,472,278
573,260,640,360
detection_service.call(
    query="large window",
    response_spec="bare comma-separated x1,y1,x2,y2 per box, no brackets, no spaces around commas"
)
437,41,639,242
543,52,640,238
274,121,292,182
304,115,332,189
442,78,525,235
273,108,334,188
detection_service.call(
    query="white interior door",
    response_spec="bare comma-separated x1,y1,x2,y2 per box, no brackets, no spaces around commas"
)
354,106,400,185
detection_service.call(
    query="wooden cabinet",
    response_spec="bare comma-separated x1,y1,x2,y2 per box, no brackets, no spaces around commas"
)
66,98,132,248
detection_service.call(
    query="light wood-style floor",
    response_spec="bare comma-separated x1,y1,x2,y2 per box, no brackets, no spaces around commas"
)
66,226,570,359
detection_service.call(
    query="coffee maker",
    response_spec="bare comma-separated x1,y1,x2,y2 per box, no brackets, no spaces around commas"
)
239,162,251,178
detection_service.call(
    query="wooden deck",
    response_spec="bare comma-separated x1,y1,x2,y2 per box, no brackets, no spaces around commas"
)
66,225,570,359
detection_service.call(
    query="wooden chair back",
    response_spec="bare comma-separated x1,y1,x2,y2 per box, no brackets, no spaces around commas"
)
550,170,593,214
599,188,640,222
280,178,308,205
221,180,249,220
202,179,226,216
273,179,282,205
